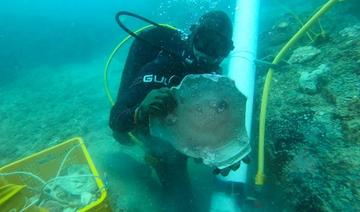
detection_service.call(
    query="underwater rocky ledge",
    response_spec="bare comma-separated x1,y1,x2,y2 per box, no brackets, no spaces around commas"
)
255,5,360,211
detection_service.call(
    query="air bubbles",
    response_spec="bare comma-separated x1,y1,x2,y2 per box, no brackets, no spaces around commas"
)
156,0,222,27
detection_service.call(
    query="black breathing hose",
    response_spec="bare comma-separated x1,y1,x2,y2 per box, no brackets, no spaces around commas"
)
115,11,165,47
115,11,188,61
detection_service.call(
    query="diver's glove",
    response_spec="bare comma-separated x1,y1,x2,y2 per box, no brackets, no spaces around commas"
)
135,87,177,126
213,155,251,176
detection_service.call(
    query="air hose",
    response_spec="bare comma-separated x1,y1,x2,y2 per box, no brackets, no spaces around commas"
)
256,0,342,186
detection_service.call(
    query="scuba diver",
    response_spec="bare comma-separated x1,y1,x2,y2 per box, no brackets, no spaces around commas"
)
109,10,236,211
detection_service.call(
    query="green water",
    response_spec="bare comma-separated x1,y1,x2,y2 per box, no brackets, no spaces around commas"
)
1,0,359,211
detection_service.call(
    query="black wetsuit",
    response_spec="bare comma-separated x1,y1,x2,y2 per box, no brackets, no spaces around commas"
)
109,27,219,133
109,27,220,212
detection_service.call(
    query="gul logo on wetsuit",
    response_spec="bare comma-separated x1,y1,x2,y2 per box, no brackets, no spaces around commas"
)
143,74,180,86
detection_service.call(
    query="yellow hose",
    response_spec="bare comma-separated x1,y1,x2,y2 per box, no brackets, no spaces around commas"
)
104,24,177,145
256,0,341,186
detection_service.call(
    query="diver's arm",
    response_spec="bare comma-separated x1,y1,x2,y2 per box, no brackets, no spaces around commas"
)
109,78,160,132
109,104,137,132
109,56,171,133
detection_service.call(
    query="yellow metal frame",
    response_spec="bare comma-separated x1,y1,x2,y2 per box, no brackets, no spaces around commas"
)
0,184,26,205
0,137,111,211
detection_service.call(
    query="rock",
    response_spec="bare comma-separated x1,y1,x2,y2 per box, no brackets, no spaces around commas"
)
63,208,76,212
273,21,289,33
277,21,289,29
339,24,360,38
288,46,321,64
81,192,93,205
299,64,329,94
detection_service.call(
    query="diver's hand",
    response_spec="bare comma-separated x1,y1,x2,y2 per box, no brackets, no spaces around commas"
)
135,87,176,125
213,155,251,176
